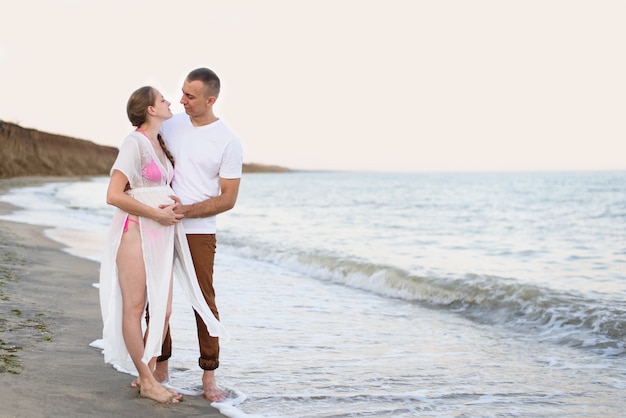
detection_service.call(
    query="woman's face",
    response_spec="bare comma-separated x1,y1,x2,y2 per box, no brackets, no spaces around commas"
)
152,90,173,120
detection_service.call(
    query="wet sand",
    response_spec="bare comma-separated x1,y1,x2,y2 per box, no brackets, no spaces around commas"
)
0,177,226,418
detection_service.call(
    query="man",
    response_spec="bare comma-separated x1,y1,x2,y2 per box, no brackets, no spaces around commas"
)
158,67,243,402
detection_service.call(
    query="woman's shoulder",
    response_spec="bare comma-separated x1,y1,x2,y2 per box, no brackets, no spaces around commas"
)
121,131,146,144
117,131,146,153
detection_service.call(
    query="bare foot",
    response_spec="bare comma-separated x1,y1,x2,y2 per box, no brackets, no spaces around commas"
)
153,359,170,383
138,380,182,404
202,370,226,402
131,360,169,389
132,377,181,401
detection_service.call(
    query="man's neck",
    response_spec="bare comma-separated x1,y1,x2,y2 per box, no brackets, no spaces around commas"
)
190,114,219,127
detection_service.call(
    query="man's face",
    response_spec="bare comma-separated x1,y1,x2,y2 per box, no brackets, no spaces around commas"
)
180,79,209,117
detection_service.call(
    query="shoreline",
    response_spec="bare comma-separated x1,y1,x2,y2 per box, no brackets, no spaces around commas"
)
0,178,226,417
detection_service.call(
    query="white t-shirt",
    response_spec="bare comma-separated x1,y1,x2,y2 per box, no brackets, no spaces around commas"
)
160,113,243,234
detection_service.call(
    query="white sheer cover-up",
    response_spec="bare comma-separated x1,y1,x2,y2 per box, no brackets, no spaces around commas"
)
99,131,228,368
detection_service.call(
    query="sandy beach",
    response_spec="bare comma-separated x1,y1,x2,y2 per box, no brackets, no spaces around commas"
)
0,178,226,418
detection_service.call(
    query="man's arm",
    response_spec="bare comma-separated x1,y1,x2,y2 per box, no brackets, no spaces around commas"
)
178,177,241,219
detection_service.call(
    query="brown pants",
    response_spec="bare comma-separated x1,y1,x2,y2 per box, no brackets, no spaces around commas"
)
157,234,220,370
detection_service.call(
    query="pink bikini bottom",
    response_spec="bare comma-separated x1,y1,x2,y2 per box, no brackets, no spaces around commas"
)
123,217,139,232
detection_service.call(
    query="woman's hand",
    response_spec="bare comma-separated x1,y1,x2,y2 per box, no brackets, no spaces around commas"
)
155,202,184,226
159,195,186,216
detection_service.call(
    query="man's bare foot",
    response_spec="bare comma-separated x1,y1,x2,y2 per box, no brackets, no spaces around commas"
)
131,360,168,389
202,370,226,402
153,359,170,383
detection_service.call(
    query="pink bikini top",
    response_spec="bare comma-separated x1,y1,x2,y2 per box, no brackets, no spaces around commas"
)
136,128,164,182
142,158,162,182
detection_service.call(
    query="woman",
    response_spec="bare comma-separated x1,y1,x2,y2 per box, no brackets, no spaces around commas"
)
99,86,228,404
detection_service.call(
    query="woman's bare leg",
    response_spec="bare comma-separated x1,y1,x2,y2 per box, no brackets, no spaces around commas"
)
141,277,178,394
117,216,179,404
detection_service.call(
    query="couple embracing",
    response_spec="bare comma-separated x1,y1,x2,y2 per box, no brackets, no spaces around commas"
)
99,67,242,404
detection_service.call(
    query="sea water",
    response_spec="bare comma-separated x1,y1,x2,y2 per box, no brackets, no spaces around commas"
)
1,171,625,417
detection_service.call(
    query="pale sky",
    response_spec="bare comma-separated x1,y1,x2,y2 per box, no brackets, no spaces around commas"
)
1,0,625,172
